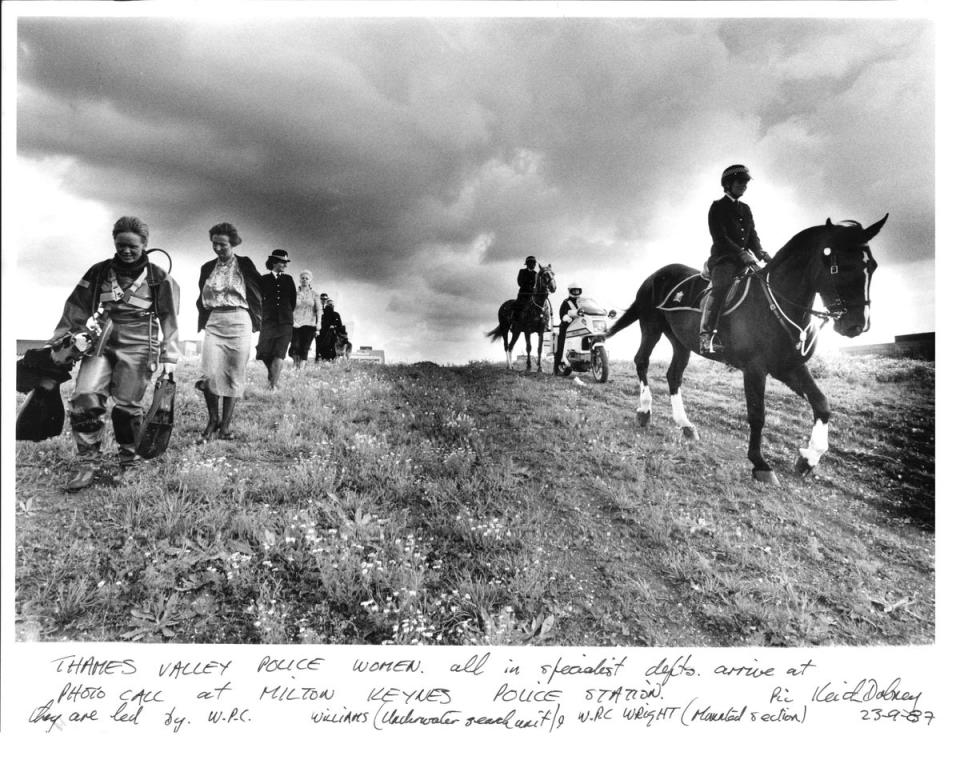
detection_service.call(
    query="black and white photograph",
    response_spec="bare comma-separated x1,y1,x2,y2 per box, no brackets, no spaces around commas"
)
2,0,946,753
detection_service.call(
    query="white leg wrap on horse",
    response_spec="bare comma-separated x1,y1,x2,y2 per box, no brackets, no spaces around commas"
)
670,391,693,429
505,351,512,369
636,383,652,416
799,420,829,467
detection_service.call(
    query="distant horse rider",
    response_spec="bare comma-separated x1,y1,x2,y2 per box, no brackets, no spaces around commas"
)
512,255,538,324
553,282,583,375
700,164,772,354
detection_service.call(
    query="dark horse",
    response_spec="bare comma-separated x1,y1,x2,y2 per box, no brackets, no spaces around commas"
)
487,264,557,371
605,215,888,485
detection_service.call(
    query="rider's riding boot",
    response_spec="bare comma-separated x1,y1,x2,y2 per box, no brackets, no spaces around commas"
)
218,396,237,440
199,388,220,441
699,291,723,353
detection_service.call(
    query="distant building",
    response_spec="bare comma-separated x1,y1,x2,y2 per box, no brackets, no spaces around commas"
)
840,332,934,360
352,346,385,364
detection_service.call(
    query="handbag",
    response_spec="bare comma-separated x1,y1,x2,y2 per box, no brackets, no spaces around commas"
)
136,373,176,459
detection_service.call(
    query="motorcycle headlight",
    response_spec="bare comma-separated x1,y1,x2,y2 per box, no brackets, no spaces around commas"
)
592,319,607,332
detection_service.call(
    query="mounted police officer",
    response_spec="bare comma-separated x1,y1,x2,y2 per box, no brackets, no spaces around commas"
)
512,255,538,324
700,164,772,353
553,282,583,375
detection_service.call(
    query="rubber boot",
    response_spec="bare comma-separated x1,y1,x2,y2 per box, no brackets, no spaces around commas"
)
65,442,101,492
199,389,220,442
112,407,143,472
218,396,237,440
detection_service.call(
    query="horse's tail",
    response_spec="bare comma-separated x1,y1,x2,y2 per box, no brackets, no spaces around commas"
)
606,288,648,339
488,300,514,341
606,264,693,340
486,324,507,342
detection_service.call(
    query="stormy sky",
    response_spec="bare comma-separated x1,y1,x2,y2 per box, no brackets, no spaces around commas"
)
8,4,936,363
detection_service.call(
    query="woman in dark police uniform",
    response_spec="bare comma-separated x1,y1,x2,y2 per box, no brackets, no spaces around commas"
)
256,249,297,389
700,164,772,353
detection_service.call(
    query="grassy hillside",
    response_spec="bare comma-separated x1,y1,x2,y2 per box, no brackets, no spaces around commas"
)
14,354,934,646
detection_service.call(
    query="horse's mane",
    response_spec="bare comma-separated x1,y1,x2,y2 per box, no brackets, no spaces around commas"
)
766,220,865,273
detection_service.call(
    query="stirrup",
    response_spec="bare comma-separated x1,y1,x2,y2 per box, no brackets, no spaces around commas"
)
699,332,722,353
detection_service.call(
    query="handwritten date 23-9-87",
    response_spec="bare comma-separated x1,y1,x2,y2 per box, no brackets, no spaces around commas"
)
860,709,934,725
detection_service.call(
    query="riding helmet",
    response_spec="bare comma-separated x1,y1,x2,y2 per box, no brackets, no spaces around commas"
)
721,164,752,185
568,282,582,296
525,255,537,266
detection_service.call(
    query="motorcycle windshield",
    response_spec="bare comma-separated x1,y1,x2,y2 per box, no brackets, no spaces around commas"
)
577,298,606,315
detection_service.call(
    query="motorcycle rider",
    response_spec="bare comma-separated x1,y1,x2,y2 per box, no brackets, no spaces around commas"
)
553,282,583,375
700,164,772,353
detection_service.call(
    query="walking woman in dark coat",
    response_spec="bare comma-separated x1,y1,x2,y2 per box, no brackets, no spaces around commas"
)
317,299,346,361
256,249,297,389
196,222,262,440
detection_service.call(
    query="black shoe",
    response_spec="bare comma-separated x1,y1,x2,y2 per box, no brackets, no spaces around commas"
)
65,463,97,492
197,422,219,444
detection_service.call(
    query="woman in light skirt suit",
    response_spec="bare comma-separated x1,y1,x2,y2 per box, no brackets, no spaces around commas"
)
196,222,262,440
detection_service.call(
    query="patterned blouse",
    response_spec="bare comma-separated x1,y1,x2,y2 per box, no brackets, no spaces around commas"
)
293,285,323,328
201,255,248,310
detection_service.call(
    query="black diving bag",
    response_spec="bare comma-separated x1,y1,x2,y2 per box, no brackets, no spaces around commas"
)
16,348,73,442
136,373,176,459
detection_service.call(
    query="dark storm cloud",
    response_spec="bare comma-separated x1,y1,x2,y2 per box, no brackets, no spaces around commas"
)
15,14,934,355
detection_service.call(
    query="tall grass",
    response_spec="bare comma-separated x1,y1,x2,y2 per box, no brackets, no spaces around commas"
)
15,354,934,645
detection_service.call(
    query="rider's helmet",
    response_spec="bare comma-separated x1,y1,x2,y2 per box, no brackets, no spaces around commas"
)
524,255,537,266
568,282,582,297
721,164,752,188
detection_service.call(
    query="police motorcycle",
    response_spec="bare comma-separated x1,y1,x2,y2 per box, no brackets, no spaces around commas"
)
554,296,615,383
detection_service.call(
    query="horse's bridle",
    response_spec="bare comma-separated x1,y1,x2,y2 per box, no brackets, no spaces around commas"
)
749,243,873,322
815,245,875,319
747,246,872,357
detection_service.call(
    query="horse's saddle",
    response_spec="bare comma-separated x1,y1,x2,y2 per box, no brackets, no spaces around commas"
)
515,296,550,323
657,271,752,314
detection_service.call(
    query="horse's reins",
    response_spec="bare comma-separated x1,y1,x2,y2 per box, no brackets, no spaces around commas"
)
529,269,555,322
743,261,851,358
